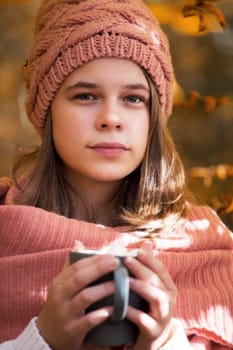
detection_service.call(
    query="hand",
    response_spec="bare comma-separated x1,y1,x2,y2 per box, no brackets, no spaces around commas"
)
37,254,119,350
124,241,177,350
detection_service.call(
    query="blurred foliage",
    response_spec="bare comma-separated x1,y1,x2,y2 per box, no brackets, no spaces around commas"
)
145,0,227,35
0,0,233,229
1,0,31,2
145,0,233,228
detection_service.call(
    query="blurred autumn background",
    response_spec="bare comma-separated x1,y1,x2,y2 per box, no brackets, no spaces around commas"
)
0,0,233,229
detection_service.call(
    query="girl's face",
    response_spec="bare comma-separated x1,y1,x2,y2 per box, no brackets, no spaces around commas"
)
51,58,150,191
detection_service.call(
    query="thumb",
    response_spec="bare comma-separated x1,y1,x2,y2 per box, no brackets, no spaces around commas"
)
140,239,154,252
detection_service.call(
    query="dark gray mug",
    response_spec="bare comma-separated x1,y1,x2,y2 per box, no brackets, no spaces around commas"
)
69,251,148,346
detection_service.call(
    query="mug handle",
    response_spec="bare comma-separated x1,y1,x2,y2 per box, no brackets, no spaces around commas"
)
110,265,129,323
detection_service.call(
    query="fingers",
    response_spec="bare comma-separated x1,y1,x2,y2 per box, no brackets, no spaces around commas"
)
53,254,120,300
67,306,112,339
125,245,177,314
125,243,176,292
125,254,176,319
138,247,176,292
126,306,173,350
126,277,174,344
37,254,119,350
129,277,171,320
124,241,176,344
126,305,162,339
60,253,119,282
38,304,113,350
68,281,115,317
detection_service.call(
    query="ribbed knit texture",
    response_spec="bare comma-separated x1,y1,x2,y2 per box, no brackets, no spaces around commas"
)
24,0,174,134
0,182,233,348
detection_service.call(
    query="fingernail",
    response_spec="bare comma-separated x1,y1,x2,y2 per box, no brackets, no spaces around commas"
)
109,256,120,268
140,240,153,253
73,240,85,250
141,240,153,248
125,256,134,265
92,309,111,320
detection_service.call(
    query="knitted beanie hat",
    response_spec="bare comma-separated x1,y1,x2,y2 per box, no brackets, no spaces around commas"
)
25,0,174,134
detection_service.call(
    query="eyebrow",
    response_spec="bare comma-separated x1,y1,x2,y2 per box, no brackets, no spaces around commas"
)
65,82,97,91
65,81,149,92
125,83,149,92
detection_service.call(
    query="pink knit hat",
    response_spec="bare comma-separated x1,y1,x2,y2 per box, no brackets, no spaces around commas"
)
24,0,174,134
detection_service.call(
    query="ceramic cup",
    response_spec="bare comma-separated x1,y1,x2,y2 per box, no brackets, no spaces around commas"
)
69,250,148,346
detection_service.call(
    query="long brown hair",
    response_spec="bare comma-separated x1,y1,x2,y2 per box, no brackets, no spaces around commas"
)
13,71,191,235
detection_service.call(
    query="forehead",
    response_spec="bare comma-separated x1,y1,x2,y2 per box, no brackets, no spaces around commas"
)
61,57,149,88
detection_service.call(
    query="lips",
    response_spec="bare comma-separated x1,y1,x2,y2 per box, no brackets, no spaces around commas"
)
88,142,129,157
90,142,129,150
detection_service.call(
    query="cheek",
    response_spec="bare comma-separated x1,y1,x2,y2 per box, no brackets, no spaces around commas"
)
53,121,84,155
52,105,84,143
51,116,79,161
136,116,150,146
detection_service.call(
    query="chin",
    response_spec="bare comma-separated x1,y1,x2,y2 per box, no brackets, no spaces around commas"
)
91,168,133,182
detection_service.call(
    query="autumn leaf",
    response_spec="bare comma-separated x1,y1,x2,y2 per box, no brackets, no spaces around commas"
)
174,90,233,114
182,1,226,31
173,91,200,112
144,0,226,35
2,0,226,34
202,96,217,113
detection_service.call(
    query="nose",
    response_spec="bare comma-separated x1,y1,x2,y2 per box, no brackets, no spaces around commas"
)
95,100,122,131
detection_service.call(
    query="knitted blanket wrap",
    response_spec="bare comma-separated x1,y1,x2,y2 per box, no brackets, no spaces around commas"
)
0,178,232,348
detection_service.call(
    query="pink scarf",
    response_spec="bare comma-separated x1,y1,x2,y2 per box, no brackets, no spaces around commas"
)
0,180,232,347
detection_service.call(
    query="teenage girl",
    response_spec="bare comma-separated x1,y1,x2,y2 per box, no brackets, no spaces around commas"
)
0,0,232,349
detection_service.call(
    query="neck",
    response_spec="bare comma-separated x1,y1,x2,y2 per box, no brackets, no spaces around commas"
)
68,177,124,226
